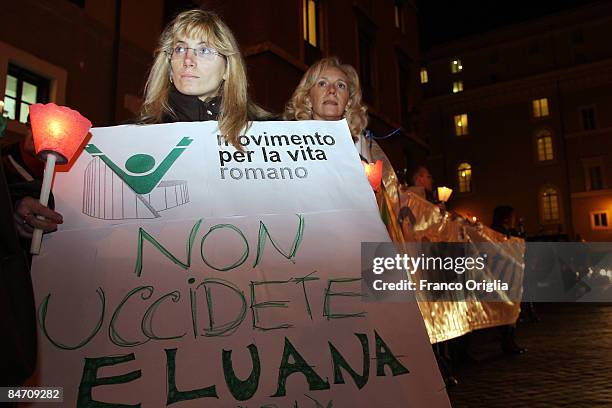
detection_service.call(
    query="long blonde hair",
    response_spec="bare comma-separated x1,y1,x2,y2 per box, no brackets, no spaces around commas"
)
283,57,368,139
138,9,269,148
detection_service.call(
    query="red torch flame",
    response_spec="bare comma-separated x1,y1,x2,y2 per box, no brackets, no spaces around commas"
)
29,103,92,164
363,160,383,191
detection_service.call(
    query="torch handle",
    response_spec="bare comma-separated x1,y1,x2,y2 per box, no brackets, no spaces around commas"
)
30,154,57,254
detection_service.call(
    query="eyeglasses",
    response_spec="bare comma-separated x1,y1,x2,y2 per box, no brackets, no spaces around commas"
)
168,45,225,60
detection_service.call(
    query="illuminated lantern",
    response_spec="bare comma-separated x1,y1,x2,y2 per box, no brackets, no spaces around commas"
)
29,103,92,254
363,160,383,191
30,103,92,164
437,186,453,203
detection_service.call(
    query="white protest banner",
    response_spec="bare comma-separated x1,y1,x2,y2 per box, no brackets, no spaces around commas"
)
29,120,450,407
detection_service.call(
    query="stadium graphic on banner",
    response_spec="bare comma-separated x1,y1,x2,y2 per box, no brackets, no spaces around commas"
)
82,137,193,219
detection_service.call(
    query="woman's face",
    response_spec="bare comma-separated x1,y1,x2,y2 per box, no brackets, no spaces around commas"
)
308,66,350,121
170,36,227,101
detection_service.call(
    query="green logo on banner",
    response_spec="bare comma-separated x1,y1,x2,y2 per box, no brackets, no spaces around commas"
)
85,137,193,194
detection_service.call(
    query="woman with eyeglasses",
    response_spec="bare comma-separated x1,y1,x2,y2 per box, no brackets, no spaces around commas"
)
138,9,272,148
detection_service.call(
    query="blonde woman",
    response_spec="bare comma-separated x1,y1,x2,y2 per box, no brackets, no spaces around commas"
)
285,57,406,241
139,9,272,148
283,57,369,153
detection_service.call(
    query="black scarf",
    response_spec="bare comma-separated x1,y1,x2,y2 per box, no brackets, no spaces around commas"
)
164,86,222,123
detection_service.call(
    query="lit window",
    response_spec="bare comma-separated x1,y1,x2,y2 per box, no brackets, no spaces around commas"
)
303,0,319,47
420,67,428,84
451,59,463,74
454,113,468,136
541,187,560,223
3,64,49,124
452,81,463,93
394,1,406,33
591,211,609,230
581,107,596,130
536,131,554,161
532,98,549,118
394,5,399,28
393,4,401,28
457,163,472,193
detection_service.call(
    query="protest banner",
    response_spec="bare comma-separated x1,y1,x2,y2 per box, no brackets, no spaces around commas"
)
400,192,524,343
28,120,449,407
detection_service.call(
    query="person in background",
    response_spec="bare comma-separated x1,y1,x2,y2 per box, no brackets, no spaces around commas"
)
138,9,273,145
284,56,411,243
285,58,460,387
491,205,528,355
491,205,518,237
406,163,435,202
411,164,433,193
283,56,370,159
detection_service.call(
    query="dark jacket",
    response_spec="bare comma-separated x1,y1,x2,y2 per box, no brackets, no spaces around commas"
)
162,89,223,123
162,87,277,123
1,140,44,184
0,161,38,386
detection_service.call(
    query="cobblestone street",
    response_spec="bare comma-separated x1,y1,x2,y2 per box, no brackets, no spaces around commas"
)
447,304,612,407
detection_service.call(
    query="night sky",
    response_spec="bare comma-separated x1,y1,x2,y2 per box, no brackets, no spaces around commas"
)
418,0,604,49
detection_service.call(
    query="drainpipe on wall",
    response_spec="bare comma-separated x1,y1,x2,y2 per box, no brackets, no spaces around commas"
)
109,0,122,125
439,106,449,188
556,78,575,238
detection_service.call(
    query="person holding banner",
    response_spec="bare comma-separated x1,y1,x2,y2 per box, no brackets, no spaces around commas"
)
283,57,369,154
284,57,407,244
138,9,273,147
284,58,466,387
